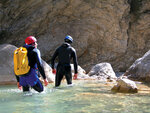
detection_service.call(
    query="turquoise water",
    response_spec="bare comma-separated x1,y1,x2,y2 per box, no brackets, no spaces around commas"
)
0,80,150,113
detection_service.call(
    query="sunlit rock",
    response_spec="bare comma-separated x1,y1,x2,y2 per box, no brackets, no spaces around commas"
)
71,64,89,79
88,63,117,81
41,60,55,83
111,78,138,93
123,50,150,82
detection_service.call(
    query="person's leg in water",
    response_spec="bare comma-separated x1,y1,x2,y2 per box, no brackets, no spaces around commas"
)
23,85,30,92
55,65,64,87
19,76,30,92
32,80,44,93
64,65,72,85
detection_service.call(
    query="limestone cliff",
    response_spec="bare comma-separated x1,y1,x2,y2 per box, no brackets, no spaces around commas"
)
0,0,150,72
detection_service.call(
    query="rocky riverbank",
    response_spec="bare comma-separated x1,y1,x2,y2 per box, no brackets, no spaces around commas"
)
1,44,150,94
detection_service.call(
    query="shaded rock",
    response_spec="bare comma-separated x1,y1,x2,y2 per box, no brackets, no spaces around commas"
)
115,72,124,77
88,62,117,81
123,50,150,82
111,78,138,93
0,44,17,84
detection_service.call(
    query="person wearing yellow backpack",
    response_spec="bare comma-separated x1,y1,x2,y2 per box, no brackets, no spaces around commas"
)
14,36,48,92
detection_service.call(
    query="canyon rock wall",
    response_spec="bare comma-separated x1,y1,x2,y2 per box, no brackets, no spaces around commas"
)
0,0,150,72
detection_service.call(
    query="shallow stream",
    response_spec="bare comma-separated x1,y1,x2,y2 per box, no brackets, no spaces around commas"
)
0,80,150,113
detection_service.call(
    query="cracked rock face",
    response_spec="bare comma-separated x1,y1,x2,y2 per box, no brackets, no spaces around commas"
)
115,0,150,72
0,0,149,72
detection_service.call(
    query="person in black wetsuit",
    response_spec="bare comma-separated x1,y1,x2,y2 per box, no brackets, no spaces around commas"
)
15,36,48,92
51,35,78,87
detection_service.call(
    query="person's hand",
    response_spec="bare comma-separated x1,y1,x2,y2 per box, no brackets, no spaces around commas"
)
73,74,78,80
17,82,22,90
52,69,56,74
44,79,48,86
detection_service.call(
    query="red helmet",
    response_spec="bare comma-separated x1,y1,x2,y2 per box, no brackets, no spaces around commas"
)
25,36,37,45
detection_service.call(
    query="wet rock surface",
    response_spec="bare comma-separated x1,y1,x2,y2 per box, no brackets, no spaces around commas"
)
111,78,138,93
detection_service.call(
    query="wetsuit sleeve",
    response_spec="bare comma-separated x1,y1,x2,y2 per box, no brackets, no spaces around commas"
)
34,49,46,80
71,49,78,74
51,48,59,69
15,75,19,82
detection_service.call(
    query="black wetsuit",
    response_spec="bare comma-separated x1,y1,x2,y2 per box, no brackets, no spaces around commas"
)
51,43,78,87
15,44,46,92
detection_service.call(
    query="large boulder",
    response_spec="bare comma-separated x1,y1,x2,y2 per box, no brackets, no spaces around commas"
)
41,60,55,83
88,62,117,81
70,64,89,79
123,50,150,82
0,44,17,84
111,78,138,93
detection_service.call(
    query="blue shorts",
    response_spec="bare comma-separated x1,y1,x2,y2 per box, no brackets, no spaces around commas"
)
20,68,39,87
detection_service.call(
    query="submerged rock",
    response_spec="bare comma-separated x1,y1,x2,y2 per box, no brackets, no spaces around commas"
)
111,78,138,93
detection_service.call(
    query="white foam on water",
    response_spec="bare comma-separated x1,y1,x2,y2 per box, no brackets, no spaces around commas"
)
23,91,32,96
0,88,22,93
66,83,75,87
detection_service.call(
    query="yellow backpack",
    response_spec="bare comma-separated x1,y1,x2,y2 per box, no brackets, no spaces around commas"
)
14,47,30,76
